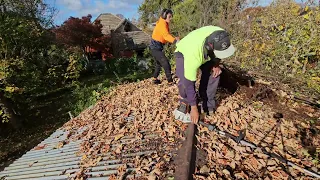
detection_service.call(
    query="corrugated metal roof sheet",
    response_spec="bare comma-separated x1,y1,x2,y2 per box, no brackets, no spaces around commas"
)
0,119,161,180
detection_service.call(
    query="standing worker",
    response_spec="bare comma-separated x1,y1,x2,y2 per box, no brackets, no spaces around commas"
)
173,26,236,124
150,9,180,85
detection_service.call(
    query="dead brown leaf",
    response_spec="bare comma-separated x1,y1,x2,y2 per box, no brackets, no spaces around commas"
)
55,141,65,149
234,171,249,179
28,161,38,167
217,159,228,165
222,169,231,176
230,160,236,169
114,134,124,141
200,165,210,174
115,144,123,154
151,168,161,176
34,144,46,150
148,173,157,180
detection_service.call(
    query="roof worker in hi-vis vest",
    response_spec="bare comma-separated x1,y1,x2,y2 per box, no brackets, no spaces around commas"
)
173,26,236,124
149,9,180,85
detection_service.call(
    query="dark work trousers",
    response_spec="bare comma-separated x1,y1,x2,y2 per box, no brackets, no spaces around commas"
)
150,49,173,82
175,52,220,112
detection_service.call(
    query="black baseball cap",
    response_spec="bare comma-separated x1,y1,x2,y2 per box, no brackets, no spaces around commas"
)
206,30,236,59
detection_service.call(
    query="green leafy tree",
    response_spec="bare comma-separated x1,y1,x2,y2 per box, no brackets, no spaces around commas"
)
138,0,184,27
0,0,62,125
234,1,320,95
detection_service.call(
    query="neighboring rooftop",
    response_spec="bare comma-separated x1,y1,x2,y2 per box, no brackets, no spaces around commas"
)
95,13,123,34
94,13,151,52
95,13,142,35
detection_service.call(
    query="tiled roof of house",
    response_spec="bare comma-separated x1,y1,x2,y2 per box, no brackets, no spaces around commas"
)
95,13,123,34
95,13,151,51
124,31,151,49
112,31,151,51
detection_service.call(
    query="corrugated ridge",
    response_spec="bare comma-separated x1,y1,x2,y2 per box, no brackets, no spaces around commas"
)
0,122,161,180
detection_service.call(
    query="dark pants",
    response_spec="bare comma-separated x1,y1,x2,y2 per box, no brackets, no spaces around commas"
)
151,49,173,82
175,52,220,111
199,60,220,112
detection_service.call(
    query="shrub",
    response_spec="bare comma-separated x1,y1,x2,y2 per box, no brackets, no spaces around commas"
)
232,1,320,95
105,57,140,75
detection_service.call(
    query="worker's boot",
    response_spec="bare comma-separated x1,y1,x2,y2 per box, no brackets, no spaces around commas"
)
200,102,216,115
153,78,161,84
167,80,175,86
203,109,216,120
173,102,192,123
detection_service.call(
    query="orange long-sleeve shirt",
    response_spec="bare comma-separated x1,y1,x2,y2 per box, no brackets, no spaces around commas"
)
151,17,175,44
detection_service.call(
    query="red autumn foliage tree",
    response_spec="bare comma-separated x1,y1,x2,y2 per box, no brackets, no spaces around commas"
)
53,14,111,57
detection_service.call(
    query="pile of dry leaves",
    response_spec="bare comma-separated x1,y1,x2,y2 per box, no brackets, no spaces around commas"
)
61,75,319,179
62,79,187,179
195,89,320,179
